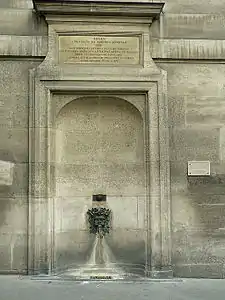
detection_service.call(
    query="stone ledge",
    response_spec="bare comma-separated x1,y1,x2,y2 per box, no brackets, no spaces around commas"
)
0,35,47,57
151,38,225,60
1,35,225,60
173,263,225,279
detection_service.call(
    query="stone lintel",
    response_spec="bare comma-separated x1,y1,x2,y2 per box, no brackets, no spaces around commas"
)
33,0,164,19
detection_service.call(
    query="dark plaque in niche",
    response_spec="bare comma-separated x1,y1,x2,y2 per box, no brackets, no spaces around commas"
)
92,194,106,202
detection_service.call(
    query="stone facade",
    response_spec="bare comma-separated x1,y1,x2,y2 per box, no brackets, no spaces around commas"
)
0,0,224,279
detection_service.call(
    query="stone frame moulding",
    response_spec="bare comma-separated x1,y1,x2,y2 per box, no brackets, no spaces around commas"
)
29,0,172,278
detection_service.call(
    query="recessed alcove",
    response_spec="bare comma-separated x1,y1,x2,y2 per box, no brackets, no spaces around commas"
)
54,96,146,274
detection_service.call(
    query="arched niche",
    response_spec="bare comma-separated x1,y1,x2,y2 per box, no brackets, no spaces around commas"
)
54,95,145,121
53,96,146,273
55,95,145,196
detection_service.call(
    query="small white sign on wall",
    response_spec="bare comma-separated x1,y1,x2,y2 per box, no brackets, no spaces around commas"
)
0,160,14,185
188,161,210,176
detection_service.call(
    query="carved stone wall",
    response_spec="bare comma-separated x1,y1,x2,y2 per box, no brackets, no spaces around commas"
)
28,1,172,277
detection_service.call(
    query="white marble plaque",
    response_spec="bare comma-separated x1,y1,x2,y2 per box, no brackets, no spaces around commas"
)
0,160,14,185
188,161,210,176
59,35,140,65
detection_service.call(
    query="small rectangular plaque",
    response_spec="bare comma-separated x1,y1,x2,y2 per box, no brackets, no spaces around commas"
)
188,161,210,176
59,35,140,65
0,160,14,185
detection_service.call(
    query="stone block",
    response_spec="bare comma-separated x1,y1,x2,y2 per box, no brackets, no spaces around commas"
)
173,264,224,279
0,61,42,97
55,231,94,269
164,0,225,14
170,127,219,162
12,243,27,272
0,35,47,57
168,95,186,128
0,0,33,9
56,128,102,164
55,163,145,197
108,228,146,249
0,93,28,127
197,205,225,231
173,228,225,260
0,8,47,36
55,196,91,232
170,161,188,191
137,196,146,229
0,246,10,271
1,163,28,197
107,196,138,229
0,129,28,163
151,14,225,40
101,163,145,196
0,197,27,234
152,39,225,60
55,164,104,197
157,64,225,98
186,96,225,126
187,173,225,196
55,230,92,250
0,233,27,273
107,229,146,266
220,127,225,161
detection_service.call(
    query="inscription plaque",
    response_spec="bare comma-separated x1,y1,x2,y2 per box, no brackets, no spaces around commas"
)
59,35,140,65
188,161,210,176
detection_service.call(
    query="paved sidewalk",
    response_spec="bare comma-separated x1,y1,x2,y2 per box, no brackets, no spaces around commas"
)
0,276,225,300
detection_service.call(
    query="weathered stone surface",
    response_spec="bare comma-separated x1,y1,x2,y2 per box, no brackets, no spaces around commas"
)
55,96,145,199
0,0,33,9
164,0,225,14
0,0,225,279
158,61,225,278
220,127,225,161
159,64,225,98
152,39,225,60
170,127,220,162
0,8,47,36
0,35,47,57
151,14,225,40
0,57,43,273
0,198,27,233
0,233,27,272
173,264,224,279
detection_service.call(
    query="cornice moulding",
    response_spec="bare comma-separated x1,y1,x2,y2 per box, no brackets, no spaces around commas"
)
33,0,164,19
